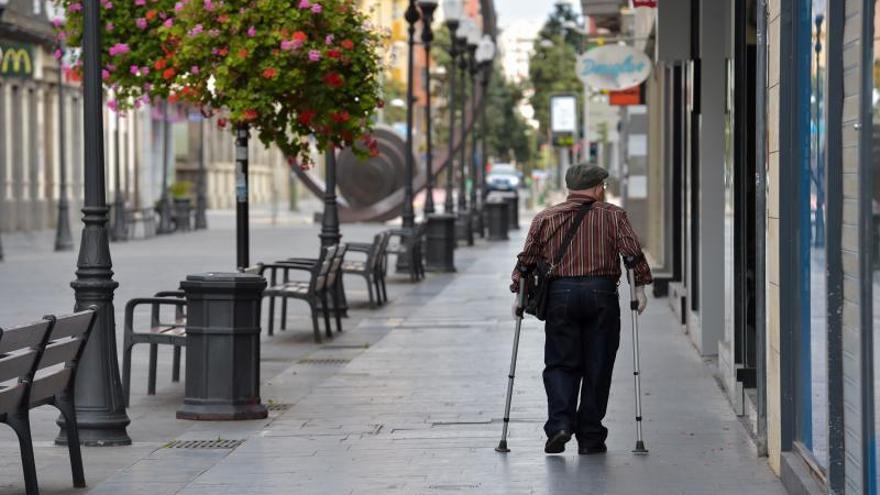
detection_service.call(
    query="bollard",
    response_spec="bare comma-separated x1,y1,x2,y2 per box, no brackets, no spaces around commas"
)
177,272,268,420
425,213,457,272
486,197,509,241
503,192,520,230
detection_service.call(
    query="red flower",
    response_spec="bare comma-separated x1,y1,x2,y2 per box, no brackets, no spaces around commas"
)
238,48,249,58
262,67,278,79
217,14,229,23
217,47,229,56
341,39,354,50
154,58,167,70
162,67,176,79
377,99,385,108
323,72,343,88
217,118,227,128
168,92,179,103
327,49,341,59
298,109,317,125
293,31,307,41
243,109,258,120
330,110,350,123
145,9,157,20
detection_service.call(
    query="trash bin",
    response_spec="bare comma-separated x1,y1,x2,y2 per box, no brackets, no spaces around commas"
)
425,213,456,272
177,272,268,420
486,196,509,241
502,191,520,230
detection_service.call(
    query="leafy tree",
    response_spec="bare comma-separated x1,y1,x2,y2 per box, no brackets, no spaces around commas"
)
538,2,583,51
528,34,581,141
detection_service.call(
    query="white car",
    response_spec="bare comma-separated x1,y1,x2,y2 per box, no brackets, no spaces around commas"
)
486,164,522,191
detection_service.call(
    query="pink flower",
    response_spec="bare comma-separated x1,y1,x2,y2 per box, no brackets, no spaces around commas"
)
141,66,150,75
310,3,321,13
297,0,310,8
190,65,200,74
100,0,113,9
136,18,147,29
174,1,184,10
163,18,173,28
280,39,298,51
130,65,139,74
308,50,321,61
51,18,64,28
56,31,68,41
324,34,334,45
53,49,62,60
67,2,82,12
107,100,118,112
208,28,220,37
203,0,215,10
108,43,130,56
188,24,203,36
247,26,256,37
135,0,146,5
102,69,110,81
106,22,114,31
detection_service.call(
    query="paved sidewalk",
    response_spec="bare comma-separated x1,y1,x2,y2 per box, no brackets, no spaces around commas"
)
72,224,786,494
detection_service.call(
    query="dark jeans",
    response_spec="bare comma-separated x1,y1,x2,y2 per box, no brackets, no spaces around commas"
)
543,277,620,448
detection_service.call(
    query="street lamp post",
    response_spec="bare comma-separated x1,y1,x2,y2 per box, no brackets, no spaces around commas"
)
195,113,208,230
320,147,341,248
55,50,74,251
235,125,250,269
466,27,480,238
455,20,473,246
402,0,420,230
111,104,127,241
59,0,131,446
422,0,455,272
443,5,461,215
476,35,496,211
157,101,174,234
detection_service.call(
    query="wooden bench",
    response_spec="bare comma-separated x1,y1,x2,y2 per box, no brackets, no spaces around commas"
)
262,245,343,343
343,231,391,308
0,309,98,495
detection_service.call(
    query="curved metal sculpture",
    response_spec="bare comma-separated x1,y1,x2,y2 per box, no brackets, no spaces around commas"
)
294,1,496,223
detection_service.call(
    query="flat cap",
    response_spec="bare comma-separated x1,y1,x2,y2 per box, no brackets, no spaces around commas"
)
566,164,609,190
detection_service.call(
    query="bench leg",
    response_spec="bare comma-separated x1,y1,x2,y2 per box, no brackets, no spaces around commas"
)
320,293,333,339
281,297,288,331
172,346,181,383
147,344,158,395
365,275,376,308
331,288,343,333
7,412,39,495
380,276,388,303
56,396,86,488
309,302,322,343
122,342,133,407
267,296,275,336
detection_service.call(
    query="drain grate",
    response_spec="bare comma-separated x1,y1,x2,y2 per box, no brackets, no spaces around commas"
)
321,343,369,349
266,402,291,412
297,358,351,365
164,439,244,450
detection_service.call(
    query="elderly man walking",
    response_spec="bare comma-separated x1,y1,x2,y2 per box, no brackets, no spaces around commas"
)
511,164,652,455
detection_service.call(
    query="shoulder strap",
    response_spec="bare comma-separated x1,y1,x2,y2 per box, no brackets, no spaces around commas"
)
551,202,593,270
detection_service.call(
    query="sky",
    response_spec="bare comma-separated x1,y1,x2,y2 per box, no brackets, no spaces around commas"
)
496,0,581,29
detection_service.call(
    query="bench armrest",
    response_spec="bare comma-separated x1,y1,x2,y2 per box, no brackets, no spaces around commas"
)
154,290,184,298
124,297,187,336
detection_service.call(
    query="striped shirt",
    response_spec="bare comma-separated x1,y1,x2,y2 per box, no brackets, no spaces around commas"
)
510,193,653,292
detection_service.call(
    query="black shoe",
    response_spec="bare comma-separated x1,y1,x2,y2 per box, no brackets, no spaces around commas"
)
578,443,607,455
544,430,572,454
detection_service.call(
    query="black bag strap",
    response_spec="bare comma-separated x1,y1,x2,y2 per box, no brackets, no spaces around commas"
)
549,202,593,273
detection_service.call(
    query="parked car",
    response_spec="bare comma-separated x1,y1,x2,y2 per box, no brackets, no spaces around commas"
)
486,163,523,191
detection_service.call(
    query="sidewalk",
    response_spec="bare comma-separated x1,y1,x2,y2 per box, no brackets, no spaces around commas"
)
57,223,789,494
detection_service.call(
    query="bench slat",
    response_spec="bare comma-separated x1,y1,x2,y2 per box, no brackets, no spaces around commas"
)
0,349,40,384
0,320,52,354
38,338,82,370
0,384,26,415
50,311,95,341
30,368,72,405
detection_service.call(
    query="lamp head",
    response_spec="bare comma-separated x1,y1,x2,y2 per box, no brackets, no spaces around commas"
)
418,0,438,17
442,0,463,23
455,17,472,42
476,35,496,64
466,23,481,47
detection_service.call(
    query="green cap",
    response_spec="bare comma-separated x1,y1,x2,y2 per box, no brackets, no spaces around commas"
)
566,164,609,190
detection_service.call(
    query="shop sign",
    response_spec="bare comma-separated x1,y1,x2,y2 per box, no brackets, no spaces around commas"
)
632,0,657,7
0,41,35,79
609,85,644,106
576,45,652,91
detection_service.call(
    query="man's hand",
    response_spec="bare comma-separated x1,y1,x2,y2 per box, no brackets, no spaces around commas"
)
512,295,522,319
635,286,647,315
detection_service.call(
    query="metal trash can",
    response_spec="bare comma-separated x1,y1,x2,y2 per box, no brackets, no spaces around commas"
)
486,196,509,241
502,191,520,230
425,213,456,272
177,272,268,420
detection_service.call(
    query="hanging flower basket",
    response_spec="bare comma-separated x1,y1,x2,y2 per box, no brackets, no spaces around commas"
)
56,0,383,165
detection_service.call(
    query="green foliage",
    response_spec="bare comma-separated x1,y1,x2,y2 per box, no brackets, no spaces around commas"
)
55,0,384,166
528,37,581,141
483,65,532,164
537,2,584,51
381,78,407,124
169,180,193,198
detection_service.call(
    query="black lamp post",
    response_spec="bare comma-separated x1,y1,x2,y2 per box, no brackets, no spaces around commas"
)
235,125,250,269
443,4,461,215
320,147,341,248
455,19,473,246
195,113,208,230
466,28,480,238
419,0,438,215
111,104,127,241
402,0,420,230
157,101,174,234
59,0,131,446
476,35,496,208
55,47,74,252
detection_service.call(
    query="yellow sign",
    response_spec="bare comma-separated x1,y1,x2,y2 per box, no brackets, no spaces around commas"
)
0,42,35,78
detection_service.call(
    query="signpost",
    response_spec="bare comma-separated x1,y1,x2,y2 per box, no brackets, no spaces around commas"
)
0,41,34,78
549,93,578,188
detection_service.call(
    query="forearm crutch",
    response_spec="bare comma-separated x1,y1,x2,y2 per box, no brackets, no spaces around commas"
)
624,256,649,455
496,265,528,453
